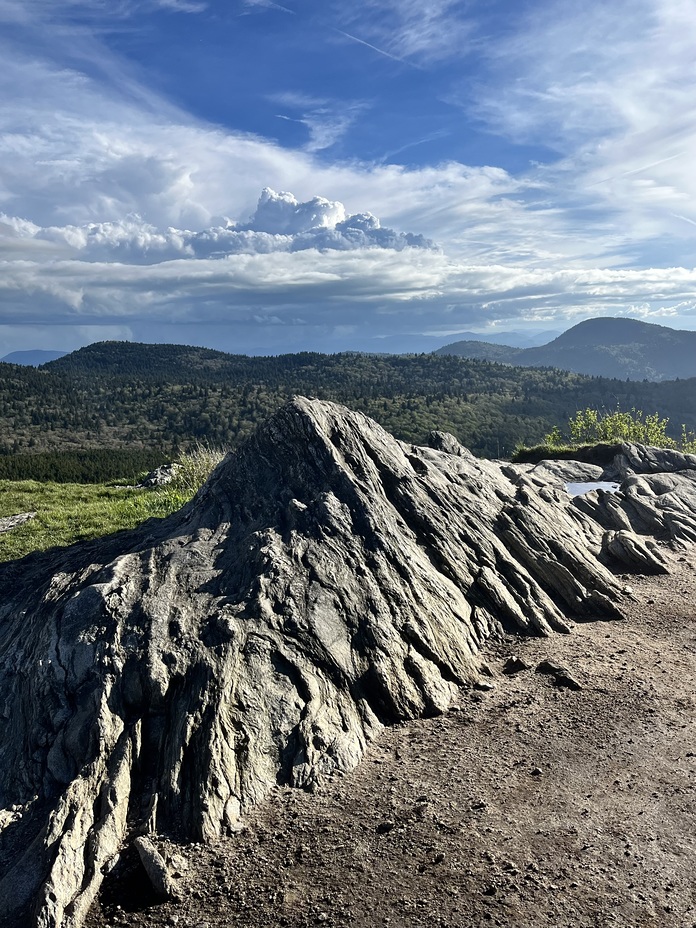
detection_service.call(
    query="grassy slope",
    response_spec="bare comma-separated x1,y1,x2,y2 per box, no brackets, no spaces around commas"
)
0,446,225,562
0,481,186,562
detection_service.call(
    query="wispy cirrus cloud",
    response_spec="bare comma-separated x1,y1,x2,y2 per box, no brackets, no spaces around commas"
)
242,0,293,10
273,92,368,152
338,0,475,65
0,0,206,20
467,0,696,254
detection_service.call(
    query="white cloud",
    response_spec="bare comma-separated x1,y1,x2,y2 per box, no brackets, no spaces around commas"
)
0,0,206,19
0,188,434,264
338,0,475,65
242,188,339,234
273,94,367,152
469,0,696,249
2,0,696,351
3,226,696,340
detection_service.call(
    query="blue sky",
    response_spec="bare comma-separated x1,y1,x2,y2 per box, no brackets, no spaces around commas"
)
1,0,696,355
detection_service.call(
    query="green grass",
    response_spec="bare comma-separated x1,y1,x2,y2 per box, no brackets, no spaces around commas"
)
0,481,185,562
0,445,228,563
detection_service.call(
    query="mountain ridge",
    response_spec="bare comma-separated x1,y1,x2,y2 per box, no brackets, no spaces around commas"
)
435,317,696,381
1,339,695,460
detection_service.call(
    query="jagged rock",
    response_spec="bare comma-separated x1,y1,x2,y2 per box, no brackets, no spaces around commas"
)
574,470,696,546
427,430,465,457
0,400,692,927
502,656,532,675
605,444,696,480
528,460,605,486
0,511,36,533
601,530,670,574
535,660,582,691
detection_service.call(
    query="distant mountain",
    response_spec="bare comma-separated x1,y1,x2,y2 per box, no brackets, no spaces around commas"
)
435,318,696,382
1,349,67,366
45,341,238,380
433,329,559,348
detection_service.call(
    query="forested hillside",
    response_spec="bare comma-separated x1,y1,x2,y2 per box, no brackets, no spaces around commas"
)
0,341,693,464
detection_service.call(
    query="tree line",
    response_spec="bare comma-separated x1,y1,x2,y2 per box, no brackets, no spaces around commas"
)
0,343,693,476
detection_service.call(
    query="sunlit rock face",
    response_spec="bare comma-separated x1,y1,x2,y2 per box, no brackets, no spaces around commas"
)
1,398,694,928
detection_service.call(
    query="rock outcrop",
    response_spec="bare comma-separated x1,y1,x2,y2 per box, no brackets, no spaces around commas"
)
0,511,36,534
1,399,695,927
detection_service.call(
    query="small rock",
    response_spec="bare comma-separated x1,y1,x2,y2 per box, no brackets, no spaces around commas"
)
169,854,189,873
536,659,566,675
502,656,531,675
376,821,396,834
138,463,182,488
535,659,582,691
530,767,543,777
0,512,36,534
134,837,176,900
553,671,582,691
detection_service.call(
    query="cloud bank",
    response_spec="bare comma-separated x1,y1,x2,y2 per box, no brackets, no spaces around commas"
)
1,189,434,265
2,183,696,347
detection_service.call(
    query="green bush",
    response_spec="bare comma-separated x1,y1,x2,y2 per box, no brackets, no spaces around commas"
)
544,406,689,449
518,406,696,463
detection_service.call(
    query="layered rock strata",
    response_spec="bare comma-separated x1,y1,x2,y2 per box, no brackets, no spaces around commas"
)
0,399,694,927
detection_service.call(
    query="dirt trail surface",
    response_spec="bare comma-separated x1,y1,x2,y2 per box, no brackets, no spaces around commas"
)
85,557,696,928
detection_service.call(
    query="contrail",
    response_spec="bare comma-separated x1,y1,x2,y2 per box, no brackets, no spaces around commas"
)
587,151,685,187
671,212,696,228
333,28,421,69
244,0,295,14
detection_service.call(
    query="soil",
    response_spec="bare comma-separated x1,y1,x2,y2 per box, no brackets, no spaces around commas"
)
85,555,696,928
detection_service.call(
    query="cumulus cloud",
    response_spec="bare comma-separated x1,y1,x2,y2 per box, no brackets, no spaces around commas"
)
0,188,435,265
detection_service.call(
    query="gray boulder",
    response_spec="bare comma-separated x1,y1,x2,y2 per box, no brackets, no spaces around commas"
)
603,443,696,480
0,400,691,928
138,463,182,488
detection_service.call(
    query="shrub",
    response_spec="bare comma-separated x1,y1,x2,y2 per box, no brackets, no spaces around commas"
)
158,443,228,508
517,406,696,463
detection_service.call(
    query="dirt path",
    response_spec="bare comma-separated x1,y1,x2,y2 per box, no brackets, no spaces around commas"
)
87,556,696,928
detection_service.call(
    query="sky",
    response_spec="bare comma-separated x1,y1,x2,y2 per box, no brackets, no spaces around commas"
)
1,0,696,355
